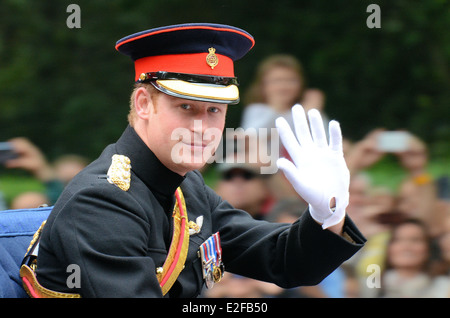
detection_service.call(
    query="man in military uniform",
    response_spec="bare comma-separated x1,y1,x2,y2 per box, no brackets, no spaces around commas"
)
21,23,365,297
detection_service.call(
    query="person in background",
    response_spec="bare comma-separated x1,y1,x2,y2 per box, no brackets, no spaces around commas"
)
215,162,271,220
53,155,89,185
4,138,88,206
344,129,386,177
10,191,50,210
344,173,401,297
267,198,347,298
434,214,450,276
204,198,309,298
379,219,450,297
4,137,63,206
240,55,306,204
339,128,450,297
345,129,449,241
301,88,326,113
394,134,449,240
300,88,330,137
241,54,305,132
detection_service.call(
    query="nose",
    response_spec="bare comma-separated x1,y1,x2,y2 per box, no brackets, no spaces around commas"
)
191,119,206,135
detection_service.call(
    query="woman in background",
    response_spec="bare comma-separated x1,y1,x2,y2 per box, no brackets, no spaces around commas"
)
380,219,449,297
241,54,305,131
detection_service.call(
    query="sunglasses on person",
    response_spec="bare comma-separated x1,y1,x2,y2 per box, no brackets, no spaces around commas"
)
222,168,257,181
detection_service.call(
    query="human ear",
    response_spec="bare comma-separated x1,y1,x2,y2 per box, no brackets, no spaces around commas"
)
134,87,153,120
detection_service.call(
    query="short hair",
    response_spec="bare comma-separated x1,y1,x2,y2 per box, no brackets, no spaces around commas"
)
127,83,161,126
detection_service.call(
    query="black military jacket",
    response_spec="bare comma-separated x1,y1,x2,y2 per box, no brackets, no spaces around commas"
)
36,125,365,297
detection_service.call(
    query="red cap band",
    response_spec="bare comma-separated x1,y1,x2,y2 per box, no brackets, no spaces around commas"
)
134,53,234,81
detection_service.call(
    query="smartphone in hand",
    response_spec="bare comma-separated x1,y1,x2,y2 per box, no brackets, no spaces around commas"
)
0,142,18,165
377,131,411,152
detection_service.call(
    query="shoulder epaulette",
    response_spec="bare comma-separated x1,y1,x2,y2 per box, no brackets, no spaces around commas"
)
107,154,131,191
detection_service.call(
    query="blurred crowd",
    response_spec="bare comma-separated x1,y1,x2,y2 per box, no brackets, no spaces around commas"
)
1,54,449,298
0,138,88,209
204,54,450,298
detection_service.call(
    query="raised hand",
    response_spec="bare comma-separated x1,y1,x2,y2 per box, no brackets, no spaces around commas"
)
276,104,350,229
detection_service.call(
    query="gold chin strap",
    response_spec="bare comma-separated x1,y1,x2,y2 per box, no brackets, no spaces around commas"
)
156,79,239,101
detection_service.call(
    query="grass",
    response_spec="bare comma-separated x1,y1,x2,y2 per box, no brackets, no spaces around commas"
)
0,170,45,207
364,156,449,191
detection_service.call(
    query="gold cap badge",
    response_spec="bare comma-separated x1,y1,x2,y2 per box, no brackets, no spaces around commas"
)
206,47,219,69
107,154,131,191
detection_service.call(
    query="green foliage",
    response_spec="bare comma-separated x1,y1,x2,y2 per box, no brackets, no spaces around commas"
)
0,170,45,205
0,0,448,163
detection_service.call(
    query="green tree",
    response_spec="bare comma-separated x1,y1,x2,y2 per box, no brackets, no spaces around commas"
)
0,0,448,161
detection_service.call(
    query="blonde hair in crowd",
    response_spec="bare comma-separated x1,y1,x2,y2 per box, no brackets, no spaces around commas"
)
243,54,306,106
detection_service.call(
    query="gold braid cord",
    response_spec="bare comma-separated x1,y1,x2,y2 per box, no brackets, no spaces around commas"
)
20,265,81,298
20,187,190,297
20,221,81,298
156,187,190,296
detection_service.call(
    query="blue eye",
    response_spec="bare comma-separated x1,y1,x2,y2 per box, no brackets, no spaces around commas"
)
209,107,219,113
181,104,191,110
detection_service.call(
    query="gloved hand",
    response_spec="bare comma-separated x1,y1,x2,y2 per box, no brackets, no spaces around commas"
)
275,104,350,229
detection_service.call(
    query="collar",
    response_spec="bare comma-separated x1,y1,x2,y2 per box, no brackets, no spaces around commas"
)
115,125,185,199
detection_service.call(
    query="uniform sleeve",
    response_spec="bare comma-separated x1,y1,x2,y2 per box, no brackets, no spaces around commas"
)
206,185,366,288
40,184,164,297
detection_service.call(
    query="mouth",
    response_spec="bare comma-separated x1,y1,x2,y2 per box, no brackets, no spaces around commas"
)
181,141,211,150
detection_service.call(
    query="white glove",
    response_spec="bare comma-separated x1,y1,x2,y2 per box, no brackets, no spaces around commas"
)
275,104,350,229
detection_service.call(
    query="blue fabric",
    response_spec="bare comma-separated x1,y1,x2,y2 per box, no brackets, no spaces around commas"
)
116,23,254,62
318,266,346,298
0,207,51,298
